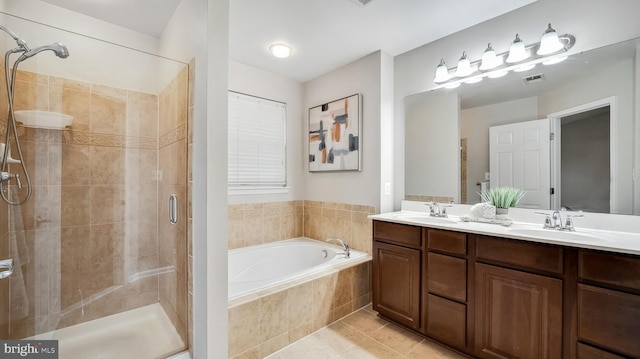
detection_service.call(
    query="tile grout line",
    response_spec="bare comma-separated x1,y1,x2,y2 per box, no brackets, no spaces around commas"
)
334,308,415,359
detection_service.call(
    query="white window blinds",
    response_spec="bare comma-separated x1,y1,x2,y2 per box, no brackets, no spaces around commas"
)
228,91,286,187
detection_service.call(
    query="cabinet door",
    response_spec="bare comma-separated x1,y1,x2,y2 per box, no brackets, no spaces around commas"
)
578,284,640,358
475,263,563,359
373,241,421,329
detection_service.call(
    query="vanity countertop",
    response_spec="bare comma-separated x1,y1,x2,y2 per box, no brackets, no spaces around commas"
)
370,205,640,256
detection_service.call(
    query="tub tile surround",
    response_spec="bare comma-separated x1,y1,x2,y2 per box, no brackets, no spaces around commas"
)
229,200,375,255
228,261,372,359
228,200,375,359
2,63,190,351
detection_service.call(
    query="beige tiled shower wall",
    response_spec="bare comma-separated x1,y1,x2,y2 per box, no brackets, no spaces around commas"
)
228,200,375,255
158,65,189,346
228,260,371,359
0,67,187,340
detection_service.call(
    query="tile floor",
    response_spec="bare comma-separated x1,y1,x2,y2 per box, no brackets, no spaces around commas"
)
266,304,467,359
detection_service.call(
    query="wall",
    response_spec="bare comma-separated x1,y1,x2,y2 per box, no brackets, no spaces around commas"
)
302,51,382,210
0,5,179,95
393,0,640,209
460,97,538,203
227,60,304,204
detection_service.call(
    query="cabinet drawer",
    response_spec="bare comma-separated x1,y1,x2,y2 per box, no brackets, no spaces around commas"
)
578,284,640,358
373,221,422,249
426,294,466,349
476,235,563,274
577,343,626,359
428,229,466,255
579,250,640,291
427,252,466,302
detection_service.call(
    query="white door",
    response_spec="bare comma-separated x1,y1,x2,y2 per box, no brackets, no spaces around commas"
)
489,119,550,209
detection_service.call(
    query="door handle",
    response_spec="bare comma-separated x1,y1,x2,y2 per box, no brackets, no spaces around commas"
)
169,194,178,224
0,258,13,279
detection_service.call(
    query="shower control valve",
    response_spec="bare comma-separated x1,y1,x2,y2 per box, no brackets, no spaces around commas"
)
0,172,21,188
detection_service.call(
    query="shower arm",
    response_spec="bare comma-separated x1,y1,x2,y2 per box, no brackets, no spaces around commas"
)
0,25,29,52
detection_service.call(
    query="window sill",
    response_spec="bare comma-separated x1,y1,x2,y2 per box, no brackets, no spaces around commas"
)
228,186,291,196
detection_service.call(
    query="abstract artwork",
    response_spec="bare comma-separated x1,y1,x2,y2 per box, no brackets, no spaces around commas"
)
308,94,361,172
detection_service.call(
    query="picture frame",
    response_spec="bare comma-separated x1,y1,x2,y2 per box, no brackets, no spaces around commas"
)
308,94,361,172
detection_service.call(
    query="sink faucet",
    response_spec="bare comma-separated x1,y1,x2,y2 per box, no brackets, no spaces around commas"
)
325,237,350,258
426,202,452,218
537,211,584,231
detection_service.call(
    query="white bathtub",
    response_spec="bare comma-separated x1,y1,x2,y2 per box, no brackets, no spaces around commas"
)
228,237,368,300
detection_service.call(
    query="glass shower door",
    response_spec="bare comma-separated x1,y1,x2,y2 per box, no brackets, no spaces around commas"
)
0,11,189,359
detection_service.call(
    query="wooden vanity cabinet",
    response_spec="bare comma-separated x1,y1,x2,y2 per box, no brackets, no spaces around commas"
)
372,221,422,330
372,220,640,359
577,250,640,358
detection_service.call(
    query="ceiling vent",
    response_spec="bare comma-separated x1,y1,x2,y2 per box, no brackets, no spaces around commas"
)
523,73,546,84
350,0,376,7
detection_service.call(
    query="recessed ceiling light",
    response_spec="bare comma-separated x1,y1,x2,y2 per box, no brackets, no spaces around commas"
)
269,43,291,58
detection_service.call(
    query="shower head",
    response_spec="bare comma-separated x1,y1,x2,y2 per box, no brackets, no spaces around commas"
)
0,24,29,51
16,42,69,62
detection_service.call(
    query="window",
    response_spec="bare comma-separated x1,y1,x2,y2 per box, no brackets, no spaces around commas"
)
228,91,286,190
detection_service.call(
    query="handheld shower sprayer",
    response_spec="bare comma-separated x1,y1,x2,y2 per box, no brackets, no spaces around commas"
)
0,25,69,205
16,42,69,62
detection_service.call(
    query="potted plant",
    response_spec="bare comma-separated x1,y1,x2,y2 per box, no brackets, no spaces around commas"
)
479,186,525,218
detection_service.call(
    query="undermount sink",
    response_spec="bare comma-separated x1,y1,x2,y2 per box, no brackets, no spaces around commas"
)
393,213,457,224
507,228,610,242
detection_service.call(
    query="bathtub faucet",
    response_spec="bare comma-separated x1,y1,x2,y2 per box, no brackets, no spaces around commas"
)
325,237,350,258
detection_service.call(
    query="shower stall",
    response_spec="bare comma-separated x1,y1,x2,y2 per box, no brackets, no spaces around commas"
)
0,9,190,359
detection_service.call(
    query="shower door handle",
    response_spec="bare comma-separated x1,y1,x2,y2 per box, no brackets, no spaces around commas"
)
169,194,178,224
0,258,13,279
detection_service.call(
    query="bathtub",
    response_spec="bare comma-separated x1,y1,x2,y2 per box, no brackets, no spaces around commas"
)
228,237,372,357
228,237,368,300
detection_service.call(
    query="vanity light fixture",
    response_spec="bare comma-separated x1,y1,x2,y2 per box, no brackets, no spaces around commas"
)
506,34,529,63
479,43,500,71
454,52,473,77
433,23,575,89
537,23,565,55
434,59,450,82
269,43,291,58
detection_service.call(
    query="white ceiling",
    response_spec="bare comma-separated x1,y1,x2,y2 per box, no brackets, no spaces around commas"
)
41,0,537,82
41,0,182,38
230,0,537,82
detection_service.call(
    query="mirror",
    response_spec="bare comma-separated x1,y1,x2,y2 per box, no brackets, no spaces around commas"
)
405,37,639,215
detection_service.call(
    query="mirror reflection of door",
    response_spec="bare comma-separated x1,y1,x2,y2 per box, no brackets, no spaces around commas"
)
489,119,551,209
557,106,611,213
486,104,611,212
